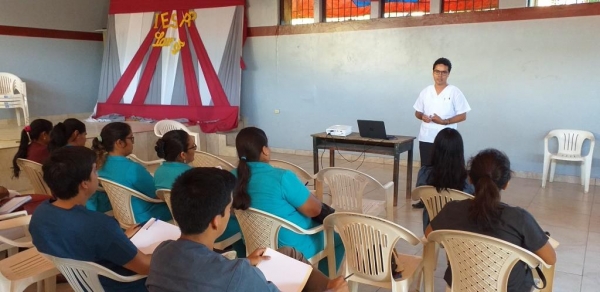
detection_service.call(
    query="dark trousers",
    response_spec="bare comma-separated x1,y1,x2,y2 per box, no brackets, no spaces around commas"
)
419,141,434,167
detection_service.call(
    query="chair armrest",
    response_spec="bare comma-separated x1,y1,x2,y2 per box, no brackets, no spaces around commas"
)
303,225,325,235
382,181,394,190
127,154,164,166
130,192,164,204
0,215,31,230
0,236,33,248
0,211,27,221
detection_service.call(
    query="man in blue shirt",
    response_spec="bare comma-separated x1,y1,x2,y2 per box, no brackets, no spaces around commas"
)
29,147,150,291
146,167,348,292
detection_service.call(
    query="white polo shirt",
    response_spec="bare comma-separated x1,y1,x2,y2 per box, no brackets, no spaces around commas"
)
413,84,471,143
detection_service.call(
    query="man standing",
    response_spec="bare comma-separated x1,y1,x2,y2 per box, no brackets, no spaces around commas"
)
412,58,471,208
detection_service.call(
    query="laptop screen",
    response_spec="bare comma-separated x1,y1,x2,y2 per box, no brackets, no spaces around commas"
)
357,120,390,140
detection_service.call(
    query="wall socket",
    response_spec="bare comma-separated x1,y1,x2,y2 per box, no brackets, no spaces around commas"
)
274,109,280,114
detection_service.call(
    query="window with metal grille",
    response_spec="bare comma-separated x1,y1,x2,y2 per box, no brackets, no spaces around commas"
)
282,0,315,25
442,0,499,13
530,0,597,6
384,0,430,17
325,0,372,22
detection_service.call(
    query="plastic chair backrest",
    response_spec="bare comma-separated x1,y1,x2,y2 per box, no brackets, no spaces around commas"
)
234,208,313,257
427,230,548,292
99,178,162,229
546,129,595,157
316,167,386,213
323,212,421,282
190,151,235,171
411,186,473,221
153,120,200,147
16,158,53,196
0,73,23,95
0,214,32,249
41,253,146,292
156,189,176,226
269,159,314,185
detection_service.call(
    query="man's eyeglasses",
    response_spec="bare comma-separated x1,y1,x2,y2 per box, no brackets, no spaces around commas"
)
433,70,449,76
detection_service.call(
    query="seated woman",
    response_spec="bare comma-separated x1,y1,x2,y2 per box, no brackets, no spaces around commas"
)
91,122,171,222
425,149,556,292
232,127,344,275
30,147,150,292
153,130,196,190
48,118,87,151
414,128,474,231
12,119,53,178
154,130,245,255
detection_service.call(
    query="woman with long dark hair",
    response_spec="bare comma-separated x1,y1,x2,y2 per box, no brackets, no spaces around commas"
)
426,149,556,291
413,128,474,230
12,119,53,178
91,122,171,221
48,118,87,152
232,127,344,275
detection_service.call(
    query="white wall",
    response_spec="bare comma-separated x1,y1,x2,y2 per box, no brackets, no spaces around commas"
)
0,0,108,119
241,15,600,177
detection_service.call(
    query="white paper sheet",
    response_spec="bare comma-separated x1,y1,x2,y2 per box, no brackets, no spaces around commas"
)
256,248,313,292
0,196,32,215
130,218,180,254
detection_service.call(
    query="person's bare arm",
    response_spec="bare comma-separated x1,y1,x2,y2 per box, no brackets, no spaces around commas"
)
297,194,323,218
534,242,556,265
415,111,431,123
122,251,152,275
431,113,467,125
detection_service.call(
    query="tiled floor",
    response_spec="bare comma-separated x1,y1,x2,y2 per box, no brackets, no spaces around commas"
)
23,151,597,292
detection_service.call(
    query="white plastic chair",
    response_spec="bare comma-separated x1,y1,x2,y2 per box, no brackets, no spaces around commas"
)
127,154,164,175
0,247,58,292
234,208,327,265
15,159,53,197
316,167,394,220
324,212,423,292
542,129,595,193
41,253,146,292
154,120,200,148
0,73,29,126
269,159,315,186
426,230,551,292
99,178,164,229
0,213,33,258
411,186,473,224
156,189,241,250
189,151,235,171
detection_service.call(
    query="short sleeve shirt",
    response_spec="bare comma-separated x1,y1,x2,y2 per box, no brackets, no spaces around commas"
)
29,201,146,291
147,239,279,292
413,85,471,143
153,162,192,190
430,200,548,292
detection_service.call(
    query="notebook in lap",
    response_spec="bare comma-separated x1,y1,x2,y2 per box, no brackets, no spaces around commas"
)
357,120,395,140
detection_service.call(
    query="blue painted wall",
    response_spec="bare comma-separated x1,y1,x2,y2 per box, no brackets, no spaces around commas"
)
0,0,108,119
241,16,600,177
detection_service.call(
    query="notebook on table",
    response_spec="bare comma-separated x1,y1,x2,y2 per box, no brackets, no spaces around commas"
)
357,120,395,140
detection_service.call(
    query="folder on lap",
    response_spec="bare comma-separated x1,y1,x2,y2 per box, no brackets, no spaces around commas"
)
256,248,313,292
130,218,180,254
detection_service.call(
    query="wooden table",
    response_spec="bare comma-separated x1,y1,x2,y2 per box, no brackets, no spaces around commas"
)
311,132,416,206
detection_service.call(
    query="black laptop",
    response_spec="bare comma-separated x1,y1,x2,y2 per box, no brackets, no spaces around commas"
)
357,120,395,140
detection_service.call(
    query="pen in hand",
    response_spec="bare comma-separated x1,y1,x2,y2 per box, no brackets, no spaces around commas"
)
344,273,354,280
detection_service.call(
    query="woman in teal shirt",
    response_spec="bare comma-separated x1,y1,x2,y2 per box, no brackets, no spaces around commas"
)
153,130,244,255
232,127,344,275
153,130,195,190
92,122,171,223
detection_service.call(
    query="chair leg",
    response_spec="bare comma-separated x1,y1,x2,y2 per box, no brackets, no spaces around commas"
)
15,109,21,127
549,160,556,183
349,280,359,292
584,160,593,193
43,276,56,292
581,163,586,186
541,155,550,188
